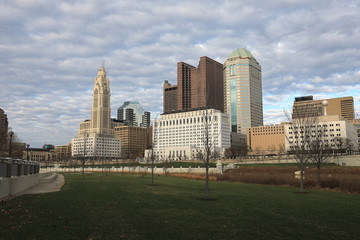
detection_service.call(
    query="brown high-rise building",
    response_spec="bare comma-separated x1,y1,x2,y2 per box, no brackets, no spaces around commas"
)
163,56,224,113
114,126,150,159
177,62,196,110
292,96,354,120
163,80,178,114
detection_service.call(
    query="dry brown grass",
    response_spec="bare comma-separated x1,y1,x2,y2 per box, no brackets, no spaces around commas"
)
219,166,360,193
169,173,218,181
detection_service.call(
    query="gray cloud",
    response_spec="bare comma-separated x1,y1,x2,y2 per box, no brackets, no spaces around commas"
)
0,0,359,147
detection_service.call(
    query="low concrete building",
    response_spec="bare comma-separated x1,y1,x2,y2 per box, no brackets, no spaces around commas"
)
247,124,285,155
72,136,120,158
24,148,57,162
284,115,358,153
349,119,360,148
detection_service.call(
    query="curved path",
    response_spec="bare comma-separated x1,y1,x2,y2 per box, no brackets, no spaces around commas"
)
1,173,65,201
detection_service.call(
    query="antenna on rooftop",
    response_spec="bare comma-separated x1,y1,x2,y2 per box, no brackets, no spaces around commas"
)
101,59,105,68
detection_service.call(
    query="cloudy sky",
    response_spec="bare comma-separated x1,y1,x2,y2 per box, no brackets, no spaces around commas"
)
1,0,359,147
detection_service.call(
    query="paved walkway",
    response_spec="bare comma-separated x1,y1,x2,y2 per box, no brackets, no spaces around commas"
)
22,173,65,195
1,173,65,202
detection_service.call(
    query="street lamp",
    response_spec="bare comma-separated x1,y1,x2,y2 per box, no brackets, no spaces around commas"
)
9,131,14,158
26,144,30,161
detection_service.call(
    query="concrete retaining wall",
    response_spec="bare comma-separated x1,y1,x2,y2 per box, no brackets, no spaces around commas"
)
335,155,360,166
45,165,226,175
0,172,53,199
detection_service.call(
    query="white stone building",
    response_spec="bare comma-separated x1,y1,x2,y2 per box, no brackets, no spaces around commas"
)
72,67,121,158
284,115,358,152
145,108,231,161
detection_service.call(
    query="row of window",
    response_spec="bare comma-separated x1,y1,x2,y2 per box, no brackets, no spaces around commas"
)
289,123,340,129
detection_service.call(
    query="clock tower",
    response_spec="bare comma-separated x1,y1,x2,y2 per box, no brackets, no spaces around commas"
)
90,67,111,135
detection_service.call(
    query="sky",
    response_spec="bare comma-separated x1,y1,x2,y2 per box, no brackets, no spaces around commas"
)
1,0,359,147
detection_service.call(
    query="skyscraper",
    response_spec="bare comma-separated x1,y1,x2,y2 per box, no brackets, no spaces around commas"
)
117,101,150,128
224,48,263,134
163,56,224,113
90,67,111,135
72,66,121,158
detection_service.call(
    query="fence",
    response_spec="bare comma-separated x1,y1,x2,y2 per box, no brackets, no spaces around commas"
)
43,162,234,175
0,157,40,178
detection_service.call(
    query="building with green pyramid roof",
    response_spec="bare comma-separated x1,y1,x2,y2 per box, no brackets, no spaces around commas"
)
223,48,263,135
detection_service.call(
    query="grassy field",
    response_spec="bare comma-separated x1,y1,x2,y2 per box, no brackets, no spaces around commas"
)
1,173,360,240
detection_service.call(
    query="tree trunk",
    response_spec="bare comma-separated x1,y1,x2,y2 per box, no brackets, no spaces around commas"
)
82,160,85,180
300,162,304,193
102,158,104,177
317,164,321,187
151,159,154,185
205,161,209,199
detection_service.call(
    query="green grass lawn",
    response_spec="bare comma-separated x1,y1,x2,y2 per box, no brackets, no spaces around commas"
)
1,173,359,240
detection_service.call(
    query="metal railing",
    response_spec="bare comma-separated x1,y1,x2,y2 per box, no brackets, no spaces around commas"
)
0,157,40,178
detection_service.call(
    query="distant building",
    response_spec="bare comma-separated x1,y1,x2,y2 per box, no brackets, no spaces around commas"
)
247,124,285,155
146,108,230,161
292,96,354,120
43,144,55,150
55,143,72,161
0,108,9,156
25,148,56,162
164,56,224,113
72,67,121,158
163,80,178,114
117,101,150,128
0,108,8,130
223,48,263,134
349,119,360,148
284,115,358,153
114,126,150,159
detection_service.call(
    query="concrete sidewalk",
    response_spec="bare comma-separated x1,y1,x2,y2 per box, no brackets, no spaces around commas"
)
0,172,65,201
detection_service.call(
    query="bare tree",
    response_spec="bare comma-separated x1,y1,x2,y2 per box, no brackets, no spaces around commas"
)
145,146,157,185
224,147,237,159
267,144,276,154
278,144,286,162
7,129,24,159
334,137,355,155
197,108,217,199
308,124,334,186
285,110,319,193
80,133,89,180
162,157,170,176
0,127,8,157
146,117,158,185
253,146,262,160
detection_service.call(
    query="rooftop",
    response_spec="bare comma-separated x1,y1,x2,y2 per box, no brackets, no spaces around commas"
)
229,48,255,59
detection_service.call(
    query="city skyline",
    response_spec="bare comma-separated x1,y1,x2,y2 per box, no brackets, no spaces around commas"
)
1,0,360,147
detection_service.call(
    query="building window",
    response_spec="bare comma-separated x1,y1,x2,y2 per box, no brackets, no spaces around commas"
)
230,65,236,76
